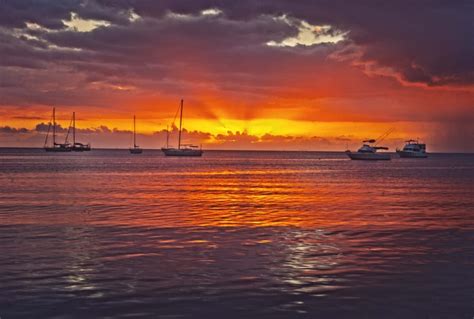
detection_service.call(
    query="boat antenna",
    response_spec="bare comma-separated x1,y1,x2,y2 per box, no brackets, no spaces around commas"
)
178,99,183,150
375,127,395,146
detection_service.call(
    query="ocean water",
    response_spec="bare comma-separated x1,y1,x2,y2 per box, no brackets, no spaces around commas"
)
1,149,473,318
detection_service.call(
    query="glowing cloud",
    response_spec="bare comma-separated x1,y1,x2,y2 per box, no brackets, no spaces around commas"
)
62,12,110,32
267,16,347,47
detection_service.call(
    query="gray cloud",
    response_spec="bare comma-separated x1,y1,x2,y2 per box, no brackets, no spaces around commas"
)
1,121,473,152
0,126,29,134
1,0,471,90
91,0,474,86
35,122,67,133
0,122,358,150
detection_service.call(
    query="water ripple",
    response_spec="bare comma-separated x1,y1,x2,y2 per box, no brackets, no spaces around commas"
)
1,149,473,318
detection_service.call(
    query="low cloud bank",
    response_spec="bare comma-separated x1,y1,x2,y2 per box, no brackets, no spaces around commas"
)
1,122,472,152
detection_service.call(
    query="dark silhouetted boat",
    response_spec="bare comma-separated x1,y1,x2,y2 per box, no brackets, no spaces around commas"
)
68,112,91,151
129,115,143,154
161,99,203,157
44,107,72,152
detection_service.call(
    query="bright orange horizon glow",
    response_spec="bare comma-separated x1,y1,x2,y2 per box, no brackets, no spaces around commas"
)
1,27,473,152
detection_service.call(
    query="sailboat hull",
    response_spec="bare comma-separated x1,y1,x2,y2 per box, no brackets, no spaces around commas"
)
129,148,143,154
161,148,203,157
44,147,72,152
72,144,91,151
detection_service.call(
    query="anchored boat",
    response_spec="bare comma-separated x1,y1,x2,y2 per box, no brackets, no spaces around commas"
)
68,112,91,151
346,141,391,160
44,107,72,152
161,99,203,157
129,115,143,154
396,140,427,158
346,129,393,161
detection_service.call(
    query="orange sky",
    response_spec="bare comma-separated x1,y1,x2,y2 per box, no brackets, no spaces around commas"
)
0,1,473,151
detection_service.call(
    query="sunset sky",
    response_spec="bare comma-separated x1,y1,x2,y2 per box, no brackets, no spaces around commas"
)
1,0,473,151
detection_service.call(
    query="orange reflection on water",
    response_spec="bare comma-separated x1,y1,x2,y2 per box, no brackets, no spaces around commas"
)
2,152,473,231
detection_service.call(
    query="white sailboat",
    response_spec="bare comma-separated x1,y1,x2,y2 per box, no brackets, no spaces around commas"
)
129,115,143,154
161,99,203,157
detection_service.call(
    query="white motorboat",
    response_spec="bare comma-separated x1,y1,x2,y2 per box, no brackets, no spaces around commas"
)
346,141,391,160
346,129,393,161
396,140,427,158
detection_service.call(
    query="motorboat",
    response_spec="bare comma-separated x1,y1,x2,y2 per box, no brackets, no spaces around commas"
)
396,140,427,158
346,140,391,160
346,129,393,161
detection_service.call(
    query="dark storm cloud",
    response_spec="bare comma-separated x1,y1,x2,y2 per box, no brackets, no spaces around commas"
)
0,2,303,111
141,0,474,86
0,0,471,92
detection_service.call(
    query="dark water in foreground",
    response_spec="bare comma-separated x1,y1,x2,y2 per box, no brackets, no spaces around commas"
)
1,149,473,318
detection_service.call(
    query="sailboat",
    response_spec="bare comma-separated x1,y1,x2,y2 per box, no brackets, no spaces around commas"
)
68,112,91,151
44,107,72,152
129,115,143,154
161,99,203,157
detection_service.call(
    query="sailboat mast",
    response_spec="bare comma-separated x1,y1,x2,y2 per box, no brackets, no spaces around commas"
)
178,99,183,149
166,125,169,148
133,115,136,148
73,112,76,145
53,107,56,146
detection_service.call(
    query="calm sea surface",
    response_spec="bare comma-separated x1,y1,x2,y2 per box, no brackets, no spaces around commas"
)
1,149,473,318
